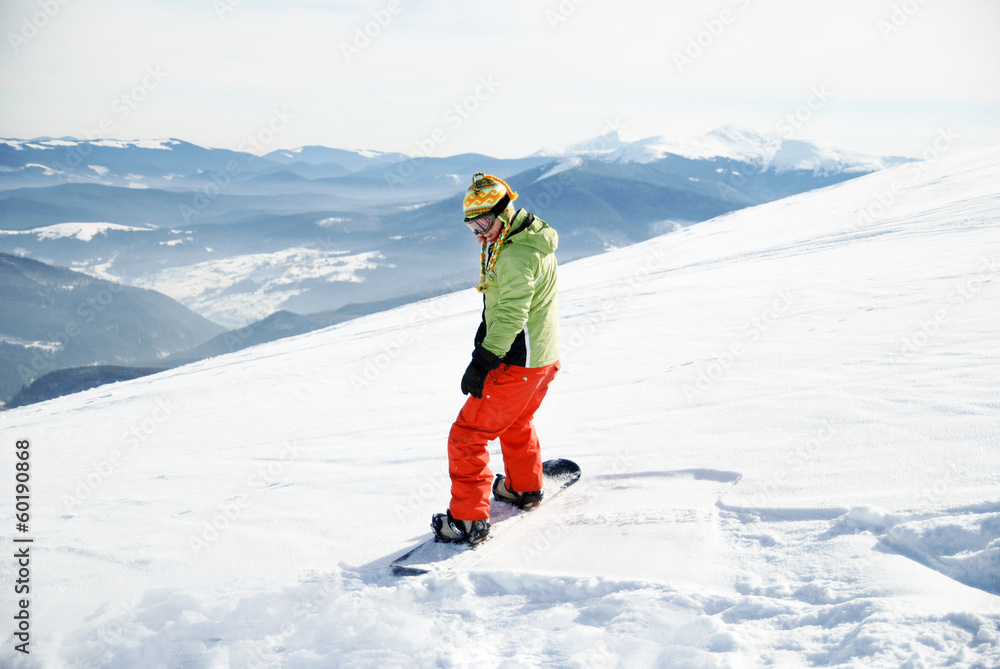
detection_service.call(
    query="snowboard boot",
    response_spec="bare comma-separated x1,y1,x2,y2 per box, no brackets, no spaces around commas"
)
493,474,543,510
431,509,490,545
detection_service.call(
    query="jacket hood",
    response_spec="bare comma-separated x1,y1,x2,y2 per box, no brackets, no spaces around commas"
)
507,209,558,256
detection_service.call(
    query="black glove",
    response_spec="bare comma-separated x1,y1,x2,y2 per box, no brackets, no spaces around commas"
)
461,345,502,398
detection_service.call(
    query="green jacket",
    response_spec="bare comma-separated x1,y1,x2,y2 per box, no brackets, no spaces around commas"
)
476,209,560,368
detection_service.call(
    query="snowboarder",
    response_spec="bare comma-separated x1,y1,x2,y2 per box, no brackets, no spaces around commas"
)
431,173,561,544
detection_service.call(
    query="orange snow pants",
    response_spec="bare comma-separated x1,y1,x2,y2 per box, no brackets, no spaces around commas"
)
448,361,560,521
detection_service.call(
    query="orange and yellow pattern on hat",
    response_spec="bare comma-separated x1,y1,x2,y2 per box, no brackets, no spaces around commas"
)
463,174,518,221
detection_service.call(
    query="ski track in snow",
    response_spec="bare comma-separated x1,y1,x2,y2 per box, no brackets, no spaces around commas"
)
2,147,1000,667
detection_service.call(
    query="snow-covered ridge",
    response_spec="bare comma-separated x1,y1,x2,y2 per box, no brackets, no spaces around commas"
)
1,138,181,151
0,222,155,241
270,146,389,160
532,125,909,176
1,127,902,179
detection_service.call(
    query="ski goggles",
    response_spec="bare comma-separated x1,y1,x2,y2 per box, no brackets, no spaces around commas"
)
465,214,495,235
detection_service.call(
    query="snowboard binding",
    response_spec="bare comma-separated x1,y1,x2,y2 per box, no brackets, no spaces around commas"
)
492,474,543,510
431,509,491,545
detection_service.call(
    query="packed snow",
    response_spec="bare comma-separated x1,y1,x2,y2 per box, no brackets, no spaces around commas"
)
1,146,998,667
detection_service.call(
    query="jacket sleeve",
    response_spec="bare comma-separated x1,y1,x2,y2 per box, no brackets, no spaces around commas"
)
481,249,535,359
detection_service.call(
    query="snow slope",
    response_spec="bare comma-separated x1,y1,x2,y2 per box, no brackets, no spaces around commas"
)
2,146,999,667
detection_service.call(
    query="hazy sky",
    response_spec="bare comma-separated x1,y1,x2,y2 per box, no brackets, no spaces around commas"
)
1,0,998,158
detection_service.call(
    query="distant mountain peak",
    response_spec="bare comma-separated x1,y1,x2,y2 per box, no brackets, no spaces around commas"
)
554,125,911,175
530,128,640,158
565,129,640,155
597,126,782,165
262,145,408,169
277,145,386,157
703,124,774,145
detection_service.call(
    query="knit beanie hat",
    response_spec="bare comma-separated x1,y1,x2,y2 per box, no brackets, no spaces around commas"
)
463,172,518,222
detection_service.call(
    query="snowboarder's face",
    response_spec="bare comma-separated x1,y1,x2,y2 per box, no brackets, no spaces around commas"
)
468,214,502,244
466,214,494,235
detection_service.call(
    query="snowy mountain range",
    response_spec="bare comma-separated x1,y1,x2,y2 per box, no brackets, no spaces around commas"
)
0,126,901,191
0,127,914,405
1,144,996,667
537,125,901,174
0,126,911,312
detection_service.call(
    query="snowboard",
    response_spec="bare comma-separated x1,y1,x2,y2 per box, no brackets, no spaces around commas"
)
391,458,582,576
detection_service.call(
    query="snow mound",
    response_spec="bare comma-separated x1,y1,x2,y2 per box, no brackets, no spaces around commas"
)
881,513,1000,596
